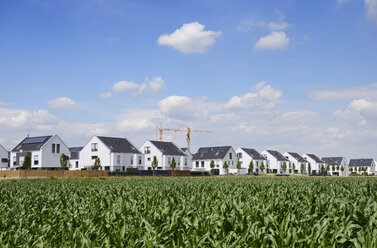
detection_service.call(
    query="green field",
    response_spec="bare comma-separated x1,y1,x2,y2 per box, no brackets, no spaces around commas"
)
1,177,377,247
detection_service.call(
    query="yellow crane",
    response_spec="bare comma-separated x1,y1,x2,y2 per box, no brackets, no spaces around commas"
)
156,124,211,152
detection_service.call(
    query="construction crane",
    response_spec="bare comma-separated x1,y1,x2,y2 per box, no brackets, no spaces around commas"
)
156,124,211,152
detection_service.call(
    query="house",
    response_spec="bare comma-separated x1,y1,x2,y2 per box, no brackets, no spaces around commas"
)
261,150,290,173
69,147,83,170
10,135,69,169
140,140,187,170
79,136,143,171
321,157,347,176
192,146,238,175
302,154,326,175
236,148,267,174
0,144,9,169
283,152,309,174
180,148,193,170
348,159,376,175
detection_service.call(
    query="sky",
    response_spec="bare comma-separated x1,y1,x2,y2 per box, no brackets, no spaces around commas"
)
0,0,377,159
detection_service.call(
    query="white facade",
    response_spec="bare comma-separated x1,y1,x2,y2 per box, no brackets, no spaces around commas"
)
321,157,348,176
236,148,267,175
180,148,193,170
348,159,376,175
79,136,143,172
0,144,9,168
10,135,69,169
302,154,325,175
192,147,238,175
283,152,309,175
140,140,187,170
261,150,290,173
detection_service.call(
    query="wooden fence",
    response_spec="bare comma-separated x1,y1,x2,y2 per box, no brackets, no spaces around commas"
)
0,170,108,178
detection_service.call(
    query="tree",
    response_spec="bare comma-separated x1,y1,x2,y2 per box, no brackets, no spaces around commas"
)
292,163,296,173
336,165,339,171
349,167,353,173
249,161,254,175
332,164,335,172
210,160,215,176
151,156,158,177
320,164,325,173
93,157,101,170
281,162,287,173
308,163,311,175
223,161,229,175
340,166,344,173
60,153,68,169
260,162,265,173
236,160,242,175
22,155,31,170
325,164,330,172
300,163,305,174
170,157,176,170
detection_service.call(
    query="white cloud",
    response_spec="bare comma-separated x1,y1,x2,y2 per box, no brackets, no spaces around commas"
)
224,81,282,110
158,96,210,120
0,107,57,129
254,32,290,51
111,81,147,95
0,100,11,106
99,93,112,98
268,22,290,30
158,22,222,54
365,0,377,24
147,76,164,92
335,99,377,123
48,97,79,110
309,82,377,101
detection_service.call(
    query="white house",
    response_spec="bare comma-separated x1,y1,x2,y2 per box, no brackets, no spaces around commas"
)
140,140,187,170
261,150,290,173
180,148,192,170
69,147,83,170
302,154,325,175
284,152,309,174
321,157,347,176
236,148,267,175
10,135,69,169
348,159,376,175
0,144,9,169
192,146,238,175
80,136,143,172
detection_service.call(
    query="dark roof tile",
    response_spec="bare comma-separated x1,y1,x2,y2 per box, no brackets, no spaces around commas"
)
98,136,141,154
192,146,231,160
12,136,53,152
150,141,185,156
241,148,265,160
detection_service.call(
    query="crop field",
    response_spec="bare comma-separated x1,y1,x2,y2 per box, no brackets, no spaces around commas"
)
1,177,377,247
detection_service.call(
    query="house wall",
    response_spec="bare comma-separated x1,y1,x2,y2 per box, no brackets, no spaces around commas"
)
236,148,267,175
110,153,144,171
69,159,80,170
181,150,192,170
192,147,238,175
261,151,290,173
283,153,309,175
0,144,8,168
325,159,348,176
302,154,325,174
40,135,70,168
80,136,111,170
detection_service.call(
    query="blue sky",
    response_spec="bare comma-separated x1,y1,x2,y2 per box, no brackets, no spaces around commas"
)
0,0,377,159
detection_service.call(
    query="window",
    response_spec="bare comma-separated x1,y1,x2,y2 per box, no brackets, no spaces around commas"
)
122,166,125,171
237,153,242,158
117,155,121,165
75,161,79,168
196,161,199,167
144,147,151,154
130,157,133,164
138,156,142,165
168,157,171,165
229,153,232,159
147,157,151,161
1,158,8,163
185,158,187,165
201,161,204,167
91,143,98,152
52,144,55,153
13,156,16,165
34,155,39,165
91,156,98,160
56,144,60,153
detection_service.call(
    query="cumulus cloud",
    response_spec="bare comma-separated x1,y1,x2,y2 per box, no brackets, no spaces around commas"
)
224,81,282,110
48,97,79,110
158,22,222,54
335,99,377,124
158,96,211,120
254,32,290,51
309,82,377,101
99,93,112,98
147,76,164,92
365,0,377,24
0,107,57,129
112,81,147,95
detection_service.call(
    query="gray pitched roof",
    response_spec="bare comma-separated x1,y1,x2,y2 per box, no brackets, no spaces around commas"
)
12,136,53,152
69,147,83,160
180,148,188,152
305,154,324,163
150,141,185,156
241,148,265,160
192,146,231,160
98,136,141,154
266,150,289,161
349,159,374,167
322,157,344,165
287,152,307,163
